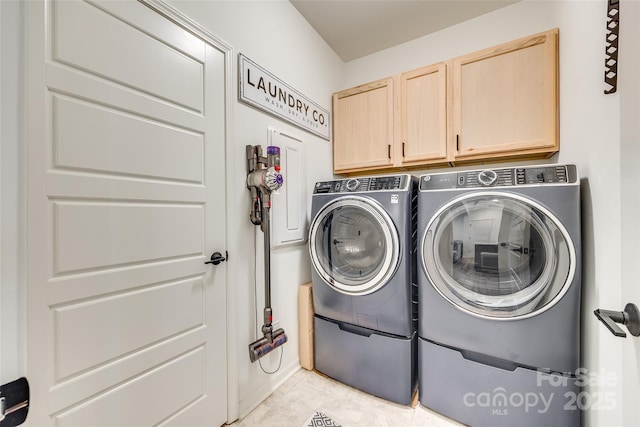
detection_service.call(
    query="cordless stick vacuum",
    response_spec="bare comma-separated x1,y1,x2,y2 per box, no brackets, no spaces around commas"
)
246,145,288,363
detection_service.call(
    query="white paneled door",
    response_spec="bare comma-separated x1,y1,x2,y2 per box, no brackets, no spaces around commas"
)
26,0,228,425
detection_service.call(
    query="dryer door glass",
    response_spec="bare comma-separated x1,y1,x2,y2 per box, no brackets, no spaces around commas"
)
310,196,399,295
422,193,575,319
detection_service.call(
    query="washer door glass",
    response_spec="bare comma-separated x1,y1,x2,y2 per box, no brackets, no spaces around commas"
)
310,196,399,295
422,193,575,319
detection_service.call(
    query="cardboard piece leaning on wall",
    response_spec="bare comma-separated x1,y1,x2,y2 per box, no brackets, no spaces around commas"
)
298,283,314,370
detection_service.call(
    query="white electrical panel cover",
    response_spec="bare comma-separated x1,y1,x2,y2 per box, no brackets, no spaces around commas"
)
268,127,308,248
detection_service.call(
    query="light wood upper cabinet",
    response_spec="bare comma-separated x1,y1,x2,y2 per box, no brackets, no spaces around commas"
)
400,62,448,166
451,29,559,162
332,28,559,173
333,78,394,172
333,65,448,173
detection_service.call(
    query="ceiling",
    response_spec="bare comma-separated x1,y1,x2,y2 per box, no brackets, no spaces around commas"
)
290,0,518,62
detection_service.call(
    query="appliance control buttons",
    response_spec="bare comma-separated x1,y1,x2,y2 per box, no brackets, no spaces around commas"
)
346,178,360,191
477,170,498,187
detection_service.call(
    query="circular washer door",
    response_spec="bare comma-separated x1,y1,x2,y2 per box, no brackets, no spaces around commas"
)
421,192,576,319
309,196,400,295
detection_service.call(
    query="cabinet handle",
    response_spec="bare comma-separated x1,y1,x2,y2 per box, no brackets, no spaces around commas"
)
402,142,405,157
388,144,391,159
456,135,460,151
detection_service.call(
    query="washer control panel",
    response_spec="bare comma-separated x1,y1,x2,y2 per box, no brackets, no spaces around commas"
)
420,165,577,191
314,174,409,194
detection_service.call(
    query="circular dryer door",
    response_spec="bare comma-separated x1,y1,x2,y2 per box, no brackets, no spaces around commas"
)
422,192,576,319
309,196,400,295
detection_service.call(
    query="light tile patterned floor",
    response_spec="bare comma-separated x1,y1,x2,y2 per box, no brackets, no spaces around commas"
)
228,368,465,427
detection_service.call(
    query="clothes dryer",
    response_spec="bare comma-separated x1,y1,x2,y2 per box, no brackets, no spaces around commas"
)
417,164,582,427
309,174,417,405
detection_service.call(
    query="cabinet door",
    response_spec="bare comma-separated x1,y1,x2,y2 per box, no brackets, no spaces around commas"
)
452,29,558,162
333,78,394,173
400,62,448,165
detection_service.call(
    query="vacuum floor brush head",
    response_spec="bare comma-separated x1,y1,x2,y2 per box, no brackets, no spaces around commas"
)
248,328,288,363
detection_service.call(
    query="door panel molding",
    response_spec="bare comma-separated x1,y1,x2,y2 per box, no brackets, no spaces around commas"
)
26,0,234,424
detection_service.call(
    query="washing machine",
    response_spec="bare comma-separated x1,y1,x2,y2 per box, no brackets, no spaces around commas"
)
309,173,417,405
417,164,582,427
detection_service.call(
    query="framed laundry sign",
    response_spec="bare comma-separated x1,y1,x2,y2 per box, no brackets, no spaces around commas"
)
238,54,331,140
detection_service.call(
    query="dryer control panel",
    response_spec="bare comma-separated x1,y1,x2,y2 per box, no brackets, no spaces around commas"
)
420,164,578,190
314,174,409,194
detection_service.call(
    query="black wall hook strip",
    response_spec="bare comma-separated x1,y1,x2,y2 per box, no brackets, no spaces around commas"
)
604,0,620,94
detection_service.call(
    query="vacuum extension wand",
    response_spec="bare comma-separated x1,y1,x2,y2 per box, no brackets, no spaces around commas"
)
246,145,287,363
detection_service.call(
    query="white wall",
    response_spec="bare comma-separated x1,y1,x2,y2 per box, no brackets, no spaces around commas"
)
343,1,628,426
619,0,640,425
165,0,343,419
